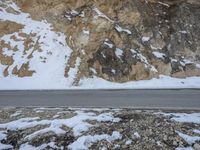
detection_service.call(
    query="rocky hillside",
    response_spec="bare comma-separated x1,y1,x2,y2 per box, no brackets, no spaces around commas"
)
0,0,200,86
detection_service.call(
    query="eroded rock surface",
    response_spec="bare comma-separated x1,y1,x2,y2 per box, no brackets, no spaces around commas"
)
1,0,200,84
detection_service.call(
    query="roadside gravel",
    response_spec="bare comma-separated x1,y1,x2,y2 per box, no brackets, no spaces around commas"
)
0,108,200,150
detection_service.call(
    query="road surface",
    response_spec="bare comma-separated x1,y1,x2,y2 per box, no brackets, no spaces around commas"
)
0,90,199,109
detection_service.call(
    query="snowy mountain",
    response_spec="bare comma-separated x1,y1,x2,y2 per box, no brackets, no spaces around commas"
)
0,0,200,89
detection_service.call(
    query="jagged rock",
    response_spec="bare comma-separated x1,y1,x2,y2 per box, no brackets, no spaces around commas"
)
0,0,200,84
12,63,35,77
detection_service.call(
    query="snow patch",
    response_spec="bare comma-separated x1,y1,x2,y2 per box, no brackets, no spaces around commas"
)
10,110,22,117
115,25,132,35
0,143,13,150
0,1,73,89
65,10,84,21
20,142,58,150
152,51,166,60
196,64,200,69
78,75,200,89
133,132,141,139
125,139,132,145
0,111,120,140
0,131,13,150
176,131,200,145
111,69,116,74
193,129,200,134
90,68,97,74
158,113,200,124
68,131,122,150
67,57,81,84
176,147,194,150
0,131,6,141
104,41,114,48
142,37,150,42
83,30,90,35
180,59,193,66
115,48,123,58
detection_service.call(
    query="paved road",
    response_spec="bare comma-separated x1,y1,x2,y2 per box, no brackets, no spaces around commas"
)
0,90,199,109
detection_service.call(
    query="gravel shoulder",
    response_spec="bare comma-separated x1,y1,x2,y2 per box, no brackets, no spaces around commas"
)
0,108,200,150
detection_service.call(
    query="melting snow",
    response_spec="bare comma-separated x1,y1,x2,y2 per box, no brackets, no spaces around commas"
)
0,109,121,150
0,111,120,139
142,36,150,42
176,147,194,150
78,75,200,89
0,131,13,149
0,143,13,150
125,139,132,145
10,110,22,117
0,1,73,89
152,51,166,59
0,131,6,141
176,131,200,145
65,10,84,21
196,64,200,69
158,113,200,124
68,131,122,150
19,142,58,150
180,59,193,66
115,48,123,58
193,129,200,134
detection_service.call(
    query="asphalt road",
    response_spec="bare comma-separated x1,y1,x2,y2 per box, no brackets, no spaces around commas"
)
0,90,199,109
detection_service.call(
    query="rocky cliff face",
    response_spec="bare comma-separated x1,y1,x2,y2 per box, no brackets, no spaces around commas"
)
1,0,200,85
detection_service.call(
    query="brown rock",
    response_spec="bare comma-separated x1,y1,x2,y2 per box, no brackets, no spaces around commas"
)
3,66,9,77
12,63,35,77
0,21,23,36
0,55,14,66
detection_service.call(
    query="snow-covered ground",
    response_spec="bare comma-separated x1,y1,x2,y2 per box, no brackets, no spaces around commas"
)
1,75,200,90
1,1,200,90
0,109,121,150
0,108,200,150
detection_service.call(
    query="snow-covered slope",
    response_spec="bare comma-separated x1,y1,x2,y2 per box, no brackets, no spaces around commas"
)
0,1,79,89
0,0,200,89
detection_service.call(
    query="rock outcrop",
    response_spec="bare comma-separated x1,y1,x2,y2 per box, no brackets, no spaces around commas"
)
1,0,200,84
